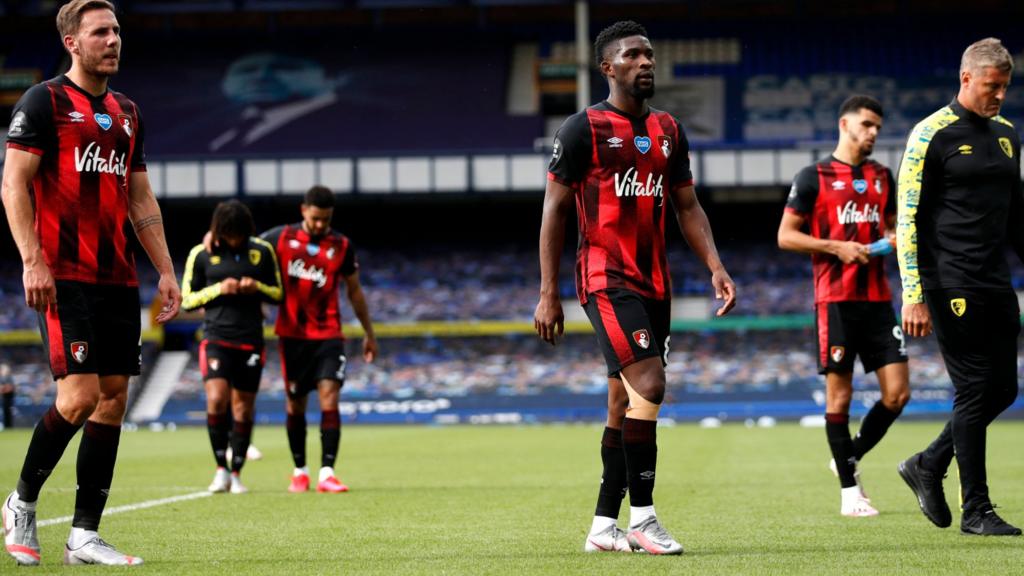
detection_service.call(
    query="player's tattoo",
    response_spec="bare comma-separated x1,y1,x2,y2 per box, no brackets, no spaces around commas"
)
134,215,162,232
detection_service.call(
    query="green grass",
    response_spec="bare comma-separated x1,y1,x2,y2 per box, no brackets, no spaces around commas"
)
2,422,1024,574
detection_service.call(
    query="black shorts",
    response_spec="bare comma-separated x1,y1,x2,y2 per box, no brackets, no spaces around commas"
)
279,338,347,398
38,281,141,380
925,288,1020,392
583,289,670,377
815,301,907,375
200,339,265,393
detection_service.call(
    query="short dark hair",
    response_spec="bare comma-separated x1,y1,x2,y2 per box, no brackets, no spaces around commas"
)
838,95,883,118
210,199,254,244
594,20,648,68
304,185,335,209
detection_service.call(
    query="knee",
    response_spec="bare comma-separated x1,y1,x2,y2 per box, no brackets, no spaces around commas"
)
95,389,128,421
56,389,99,425
882,389,910,411
607,400,627,424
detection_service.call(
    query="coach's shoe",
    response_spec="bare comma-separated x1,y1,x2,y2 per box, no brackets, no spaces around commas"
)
3,491,40,566
626,516,684,555
317,476,349,493
230,473,249,494
64,536,142,565
584,525,631,553
208,467,231,493
961,507,1022,536
830,458,870,501
289,471,310,493
897,453,952,528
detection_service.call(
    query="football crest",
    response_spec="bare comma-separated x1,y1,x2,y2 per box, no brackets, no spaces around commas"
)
999,137,1013,159
950,298,967,317
633,329,651,350
249,248,261,265
70,341,88,364
658,135,672,158
830,346,845,363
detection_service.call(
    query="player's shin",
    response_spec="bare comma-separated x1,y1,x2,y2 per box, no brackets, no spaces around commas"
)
17,405,82,502
72,421,120,531
621,375,660,526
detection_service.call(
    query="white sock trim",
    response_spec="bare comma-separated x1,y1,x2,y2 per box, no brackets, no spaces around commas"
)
68,527,98,549
294,466,309,477
629,505,656,528
318,466,335,482
590,516,617,535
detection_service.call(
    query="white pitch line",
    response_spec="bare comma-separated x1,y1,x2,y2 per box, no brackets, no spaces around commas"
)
38,491,212,527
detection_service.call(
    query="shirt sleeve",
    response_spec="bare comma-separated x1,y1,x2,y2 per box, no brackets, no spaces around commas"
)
340,240,358,277
5,83,55,156
260,225,284,246
896,125,938,305
547,111,591,186
253,239,283,303
884,167,897,218
181,244,220,311
130,102,146,169
669,118,694,189
784,165,819,216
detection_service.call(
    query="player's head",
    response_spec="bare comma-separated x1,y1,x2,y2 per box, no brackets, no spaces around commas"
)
594,21,655,100
837,95,883,158
210,200,254,250
57,0,120,78
301,185,335,237
959,38,1013,118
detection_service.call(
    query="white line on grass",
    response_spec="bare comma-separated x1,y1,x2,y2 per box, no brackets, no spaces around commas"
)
38,491,212,527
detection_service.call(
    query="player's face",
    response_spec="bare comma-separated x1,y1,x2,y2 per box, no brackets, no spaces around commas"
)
841,108,882,156
961,66,1011,118
69,9,121,77
301,204,333,237
608,36,655,100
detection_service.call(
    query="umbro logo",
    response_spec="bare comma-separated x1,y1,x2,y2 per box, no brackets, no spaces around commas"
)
640,470,655,480
607,137,624,148
831,181,846,190
68,111,85,123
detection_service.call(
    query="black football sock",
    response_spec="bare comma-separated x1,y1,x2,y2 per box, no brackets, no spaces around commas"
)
72,421,120,531
852,401,902,460
286,413,307,469
594,426,628,519
825,413,857,488
622,418,658,510
320,410,340,469
207,412,230,469
17,405,82,502
229,419,253,474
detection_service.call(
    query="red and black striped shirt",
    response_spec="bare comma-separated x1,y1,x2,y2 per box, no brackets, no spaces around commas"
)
548,101,693,304
785,156,896,303
5,75,146,286
262,223,357,340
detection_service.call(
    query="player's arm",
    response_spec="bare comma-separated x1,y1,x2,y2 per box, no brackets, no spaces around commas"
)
896,123,934,338
181,244,224,311
669,184,736,316
344,270,377,363
247,240,283,303
1,147,54,312
128,170,180,323
535,178,573,344
777,166,869,263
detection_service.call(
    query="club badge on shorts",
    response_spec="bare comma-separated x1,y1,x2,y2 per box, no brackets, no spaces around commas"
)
950,298,967,317
633,329,651,350
70,341,88,364
830,346,845,363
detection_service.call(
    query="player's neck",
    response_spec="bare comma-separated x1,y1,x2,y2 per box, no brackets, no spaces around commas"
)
606,93,648,118
832,144,865,167
65,67,109,97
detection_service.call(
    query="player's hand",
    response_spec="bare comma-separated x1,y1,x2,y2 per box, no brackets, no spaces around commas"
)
220,277,240,295
834,241,870,264
238,277,258,294
902,302,932,338
155,273,182,324
22,257,57,313
534,295,564,346
202,231,215,253
711,268,737,316
363,335,378,363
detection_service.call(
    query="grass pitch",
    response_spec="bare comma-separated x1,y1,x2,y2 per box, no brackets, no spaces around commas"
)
2,422,1023,574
